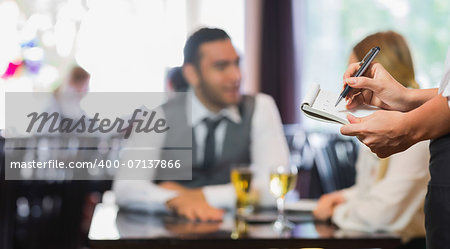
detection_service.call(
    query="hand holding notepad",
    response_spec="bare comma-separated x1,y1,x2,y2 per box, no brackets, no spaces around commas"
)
301,84,378,124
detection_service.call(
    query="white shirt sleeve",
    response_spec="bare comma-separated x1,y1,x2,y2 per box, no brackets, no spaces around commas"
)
202,94,290,209
112,107,178,213
203,183,236,209
339,186,358,201
338,146,378,201
250,94,290,207
439,46,450,108
332,141,430,239
113,180,178,212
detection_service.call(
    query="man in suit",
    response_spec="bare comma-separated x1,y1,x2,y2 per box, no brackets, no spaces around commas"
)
114,28,289,221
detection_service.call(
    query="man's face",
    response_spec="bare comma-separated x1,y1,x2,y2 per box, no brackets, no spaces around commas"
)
194,39,241,110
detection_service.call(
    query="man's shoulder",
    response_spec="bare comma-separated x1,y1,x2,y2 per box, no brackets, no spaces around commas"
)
242,93,275,106
240,93,275,107
248,93,277,112
242,93,281,122
161,94,188,112
254,92,275,103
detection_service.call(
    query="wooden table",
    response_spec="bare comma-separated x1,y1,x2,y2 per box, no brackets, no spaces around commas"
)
88,204,402,249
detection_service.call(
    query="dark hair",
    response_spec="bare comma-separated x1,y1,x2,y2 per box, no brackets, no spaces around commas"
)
167,66,189,92
183,28,230,66
53,66,90,96
70,66,90,84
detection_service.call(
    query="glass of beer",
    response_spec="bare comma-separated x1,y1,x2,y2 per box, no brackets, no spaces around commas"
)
231,166,254,216
269,164,298,231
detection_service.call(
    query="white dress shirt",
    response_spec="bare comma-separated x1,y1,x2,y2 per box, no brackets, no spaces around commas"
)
113,90,290,212
439,46,450,108
332,141,430,242
190,89,242,164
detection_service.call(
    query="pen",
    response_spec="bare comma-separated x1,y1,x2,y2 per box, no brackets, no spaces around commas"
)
335,46,381,107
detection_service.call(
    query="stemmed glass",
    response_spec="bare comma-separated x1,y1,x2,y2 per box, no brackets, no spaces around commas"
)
269,164,298,231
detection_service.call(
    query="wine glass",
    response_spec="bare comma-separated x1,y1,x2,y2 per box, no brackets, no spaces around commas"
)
269,164,298,231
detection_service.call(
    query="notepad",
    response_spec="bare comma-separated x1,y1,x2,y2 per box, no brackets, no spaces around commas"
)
301,84,378,125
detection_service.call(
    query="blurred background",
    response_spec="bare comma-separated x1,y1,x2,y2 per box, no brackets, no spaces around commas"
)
1,0,449,128
1,0,449,248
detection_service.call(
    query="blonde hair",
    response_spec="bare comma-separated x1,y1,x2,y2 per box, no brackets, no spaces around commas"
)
353,31,419,89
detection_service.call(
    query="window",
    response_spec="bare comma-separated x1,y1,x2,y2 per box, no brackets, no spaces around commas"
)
76,0,244,92
0,0,245,92
297,0,450,130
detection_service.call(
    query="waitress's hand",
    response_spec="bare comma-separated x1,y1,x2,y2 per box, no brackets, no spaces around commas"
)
340,111,417,158
343,62,412,112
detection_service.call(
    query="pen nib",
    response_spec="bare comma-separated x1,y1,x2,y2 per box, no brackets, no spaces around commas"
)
335,96,343,107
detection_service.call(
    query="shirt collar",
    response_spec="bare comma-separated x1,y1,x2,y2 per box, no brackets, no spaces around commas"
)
188,88,242,126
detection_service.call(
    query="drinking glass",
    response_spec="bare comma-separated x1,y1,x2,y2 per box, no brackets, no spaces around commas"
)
269,164,298,231
230,166,254,216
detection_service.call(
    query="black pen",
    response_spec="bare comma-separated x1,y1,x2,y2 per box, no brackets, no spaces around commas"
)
335,46,380,107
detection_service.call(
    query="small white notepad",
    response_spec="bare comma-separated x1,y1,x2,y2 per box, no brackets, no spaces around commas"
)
301,84,378,125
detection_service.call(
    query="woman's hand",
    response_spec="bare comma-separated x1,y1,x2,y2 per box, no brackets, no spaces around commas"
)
343,62,412,112
313,191,346,221
340,111,417,158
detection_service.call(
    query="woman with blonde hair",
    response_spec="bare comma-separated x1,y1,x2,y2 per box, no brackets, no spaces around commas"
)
313,31,429,249
351,31,419,89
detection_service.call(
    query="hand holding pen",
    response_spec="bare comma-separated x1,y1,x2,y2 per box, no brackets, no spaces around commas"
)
340,51,416,112
335,47,380,107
